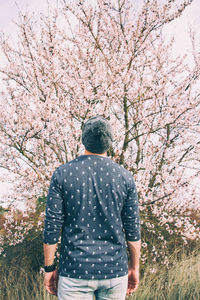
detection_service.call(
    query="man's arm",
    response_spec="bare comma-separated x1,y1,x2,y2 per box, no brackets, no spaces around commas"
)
121,176,141,295
43,243,58,266
127,240,141,270
43,243,58,296
43,168,65,296
127,240,141,295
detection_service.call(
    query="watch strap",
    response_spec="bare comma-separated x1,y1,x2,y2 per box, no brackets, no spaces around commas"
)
44,263,56,272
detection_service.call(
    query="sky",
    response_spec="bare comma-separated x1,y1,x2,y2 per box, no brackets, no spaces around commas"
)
0,0,200,208
0,0,199,42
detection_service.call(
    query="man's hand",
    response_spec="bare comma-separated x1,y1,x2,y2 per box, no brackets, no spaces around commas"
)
44,270,58,296
126,268,139,296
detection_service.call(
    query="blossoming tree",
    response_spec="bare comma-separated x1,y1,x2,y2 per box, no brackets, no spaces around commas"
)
0,0,199,264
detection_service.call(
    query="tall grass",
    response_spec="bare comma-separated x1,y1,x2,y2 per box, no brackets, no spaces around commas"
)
0,266,56,300
0,250,199,300
130,250,200,300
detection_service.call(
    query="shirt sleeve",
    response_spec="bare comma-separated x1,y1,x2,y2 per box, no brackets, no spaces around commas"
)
43,168,65,245
121,177,141,241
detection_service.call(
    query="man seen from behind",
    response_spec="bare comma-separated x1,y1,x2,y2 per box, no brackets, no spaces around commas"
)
43,116,141,300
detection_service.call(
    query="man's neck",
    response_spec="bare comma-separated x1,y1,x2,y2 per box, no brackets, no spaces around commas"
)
84,150,107,157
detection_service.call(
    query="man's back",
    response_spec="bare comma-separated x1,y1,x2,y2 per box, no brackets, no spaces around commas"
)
44,154,140,280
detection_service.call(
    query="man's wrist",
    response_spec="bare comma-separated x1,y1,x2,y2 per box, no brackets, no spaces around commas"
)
44,263,56,272
129,265,140,271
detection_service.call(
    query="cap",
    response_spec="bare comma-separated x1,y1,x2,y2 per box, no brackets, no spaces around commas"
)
81,116,113,154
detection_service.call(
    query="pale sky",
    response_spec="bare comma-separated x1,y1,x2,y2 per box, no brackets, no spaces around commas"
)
0,0,199,59
0,0,199,38
0,0,200,208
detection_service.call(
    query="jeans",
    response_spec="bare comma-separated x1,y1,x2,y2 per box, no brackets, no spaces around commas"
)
58,274,128,300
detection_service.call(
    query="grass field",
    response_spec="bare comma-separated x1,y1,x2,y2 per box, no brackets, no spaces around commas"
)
0,250,199,300
129,250,200,300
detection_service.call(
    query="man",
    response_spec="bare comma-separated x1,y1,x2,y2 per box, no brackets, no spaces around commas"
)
43,116,141,300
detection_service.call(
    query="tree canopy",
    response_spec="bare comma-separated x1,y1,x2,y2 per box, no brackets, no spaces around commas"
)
0,0,199,264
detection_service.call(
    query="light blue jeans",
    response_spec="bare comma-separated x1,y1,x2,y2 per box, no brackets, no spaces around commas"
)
58,274,128,300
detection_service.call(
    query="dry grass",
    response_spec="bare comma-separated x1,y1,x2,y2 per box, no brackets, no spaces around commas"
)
0,266,56,300
130,250,200,300
0,250,199,300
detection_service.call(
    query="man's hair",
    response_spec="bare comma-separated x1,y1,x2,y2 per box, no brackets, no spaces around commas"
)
81,116,113,154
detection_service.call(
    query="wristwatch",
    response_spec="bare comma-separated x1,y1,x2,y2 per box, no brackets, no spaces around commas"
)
44,263,56,272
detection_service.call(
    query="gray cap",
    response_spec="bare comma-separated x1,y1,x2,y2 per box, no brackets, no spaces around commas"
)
82,116,113,154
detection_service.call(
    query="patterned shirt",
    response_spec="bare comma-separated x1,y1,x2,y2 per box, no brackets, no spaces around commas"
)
43,155,141,279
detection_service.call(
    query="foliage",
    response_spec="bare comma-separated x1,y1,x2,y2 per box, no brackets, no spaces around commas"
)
0,203,199,274
0,205,8,215
0,208,43,269
36,195,46,214
0,0,200,264
139,207,200,267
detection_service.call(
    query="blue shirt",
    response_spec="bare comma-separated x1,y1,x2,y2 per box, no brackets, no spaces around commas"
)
43,155,141,279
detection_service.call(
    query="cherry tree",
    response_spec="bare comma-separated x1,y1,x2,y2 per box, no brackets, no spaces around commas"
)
0,0,199,263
